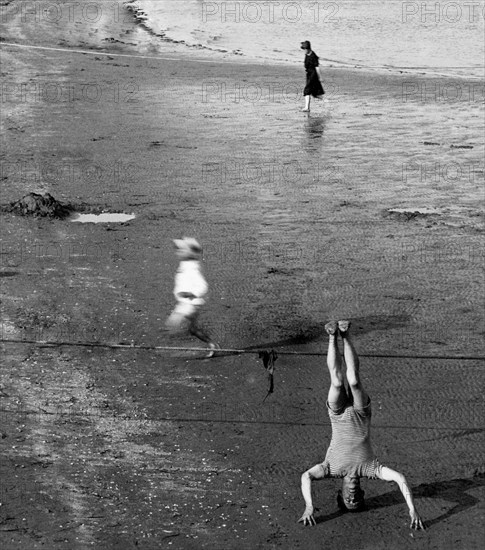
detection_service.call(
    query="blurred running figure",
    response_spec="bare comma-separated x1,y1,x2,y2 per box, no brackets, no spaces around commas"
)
299,320,425,530
166,237,219,357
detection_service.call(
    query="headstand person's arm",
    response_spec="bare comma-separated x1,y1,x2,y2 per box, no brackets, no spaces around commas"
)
299,463,328,526
378,466,425,530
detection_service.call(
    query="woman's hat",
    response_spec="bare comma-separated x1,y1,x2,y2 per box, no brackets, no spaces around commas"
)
300,40,311,50
173,237,202,255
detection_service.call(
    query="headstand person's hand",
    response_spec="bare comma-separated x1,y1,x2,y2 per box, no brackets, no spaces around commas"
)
410,509,425,530
377,466,425,530
298,506,316,526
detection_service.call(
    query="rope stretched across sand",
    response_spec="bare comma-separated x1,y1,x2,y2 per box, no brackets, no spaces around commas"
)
1,338,483,361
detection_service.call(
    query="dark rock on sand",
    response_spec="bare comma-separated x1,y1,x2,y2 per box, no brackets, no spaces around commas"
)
3,192,74,219
381,208,438,222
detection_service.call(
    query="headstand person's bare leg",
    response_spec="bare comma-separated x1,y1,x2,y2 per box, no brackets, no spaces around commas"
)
338,320,369,410
325,321,347,412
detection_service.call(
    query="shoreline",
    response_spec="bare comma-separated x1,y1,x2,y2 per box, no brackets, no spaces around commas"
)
1,0,484,81
3,38,485,82
124,0,485,80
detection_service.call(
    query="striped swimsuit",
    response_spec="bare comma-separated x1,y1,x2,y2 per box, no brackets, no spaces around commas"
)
321,400,382,479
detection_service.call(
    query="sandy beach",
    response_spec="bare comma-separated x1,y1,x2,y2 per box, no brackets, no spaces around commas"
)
1,1,484,549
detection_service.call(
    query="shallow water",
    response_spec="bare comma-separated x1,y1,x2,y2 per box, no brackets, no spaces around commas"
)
133,0,485,78
70,213,136,223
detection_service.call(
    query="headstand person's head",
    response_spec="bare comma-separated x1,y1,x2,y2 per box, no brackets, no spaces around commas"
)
337,476,365,512
173,237,203,261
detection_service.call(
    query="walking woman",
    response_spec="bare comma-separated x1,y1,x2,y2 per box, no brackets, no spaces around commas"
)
301,40,325,112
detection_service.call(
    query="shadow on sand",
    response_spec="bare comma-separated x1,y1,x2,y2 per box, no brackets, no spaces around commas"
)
213,314,412,357
315,475,485,529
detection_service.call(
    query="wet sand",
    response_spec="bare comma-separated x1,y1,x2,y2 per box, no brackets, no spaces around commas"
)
1,1,484,549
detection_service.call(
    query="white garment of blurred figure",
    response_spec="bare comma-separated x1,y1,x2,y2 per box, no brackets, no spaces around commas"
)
166,237,219,357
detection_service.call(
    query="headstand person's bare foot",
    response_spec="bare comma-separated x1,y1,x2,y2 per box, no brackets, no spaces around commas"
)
338,320,351,337
325,321,338,335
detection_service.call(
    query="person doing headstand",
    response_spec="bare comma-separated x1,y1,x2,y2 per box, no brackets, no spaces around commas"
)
299,320,425,530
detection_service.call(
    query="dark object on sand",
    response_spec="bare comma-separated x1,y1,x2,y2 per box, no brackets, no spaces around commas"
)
259,350,278,401
381,209,437,223
5,192,73,219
